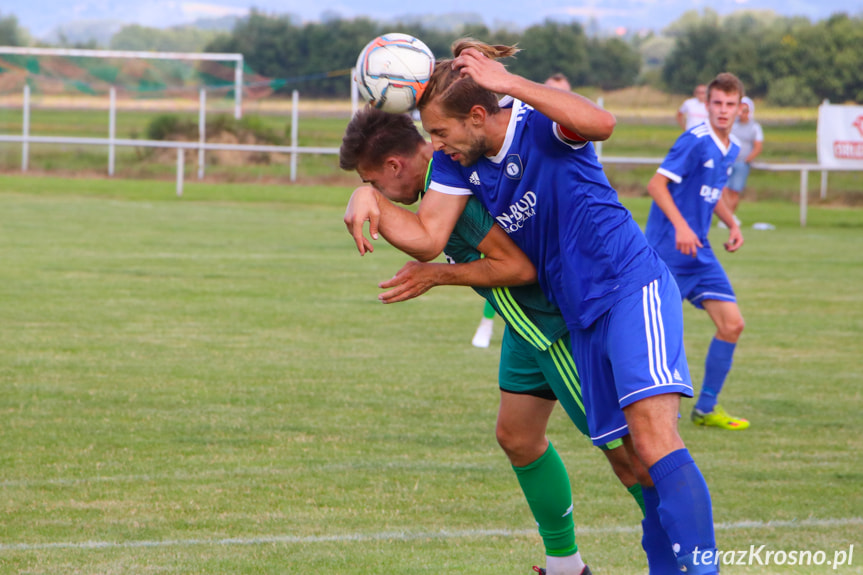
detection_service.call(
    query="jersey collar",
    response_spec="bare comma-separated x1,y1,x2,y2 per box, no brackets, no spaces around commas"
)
487,97,521,165
705,119,732,156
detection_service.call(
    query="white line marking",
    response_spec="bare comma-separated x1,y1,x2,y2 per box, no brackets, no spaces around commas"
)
1,518,860,552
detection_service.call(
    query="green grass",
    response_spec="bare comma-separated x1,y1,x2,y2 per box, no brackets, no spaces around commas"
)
0,176,861,574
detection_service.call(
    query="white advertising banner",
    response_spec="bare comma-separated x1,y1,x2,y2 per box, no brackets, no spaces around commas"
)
817,103,863,167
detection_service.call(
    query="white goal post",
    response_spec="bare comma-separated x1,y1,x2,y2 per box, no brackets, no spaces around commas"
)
0,46,245,119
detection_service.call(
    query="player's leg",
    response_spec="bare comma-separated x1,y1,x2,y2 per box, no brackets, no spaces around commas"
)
620,433,678,574
722,186,741,214
598,440,645,515
498,328,588,575
472,300,496,348
539,337,645,513
720,163,747,223
609,271,718,575
570,317,682,575
688,262,748,429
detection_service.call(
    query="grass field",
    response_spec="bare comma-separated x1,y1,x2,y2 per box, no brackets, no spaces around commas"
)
0,175,861,574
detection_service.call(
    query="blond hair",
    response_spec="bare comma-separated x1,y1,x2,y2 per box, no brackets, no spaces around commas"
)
417,38,519,118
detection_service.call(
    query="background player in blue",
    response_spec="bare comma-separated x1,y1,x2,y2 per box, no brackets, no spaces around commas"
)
339,107,646,575
344,40,719,575
646,72,750,431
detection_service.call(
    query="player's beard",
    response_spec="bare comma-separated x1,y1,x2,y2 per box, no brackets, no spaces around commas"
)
457,133,490,167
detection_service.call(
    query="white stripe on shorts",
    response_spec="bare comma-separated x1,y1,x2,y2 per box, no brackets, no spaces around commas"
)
642,279,673,386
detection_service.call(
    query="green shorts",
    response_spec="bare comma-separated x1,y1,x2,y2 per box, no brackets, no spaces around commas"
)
498,326,623,452
498,325,589,437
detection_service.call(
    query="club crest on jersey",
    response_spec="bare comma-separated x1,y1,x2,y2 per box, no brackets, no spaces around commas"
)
504,154,523,180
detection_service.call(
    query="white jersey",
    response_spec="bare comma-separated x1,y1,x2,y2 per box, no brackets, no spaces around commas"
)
679,98,708,130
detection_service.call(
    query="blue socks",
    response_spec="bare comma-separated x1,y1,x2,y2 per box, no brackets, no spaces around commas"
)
695,337,736,413
640,486,679,574
649,448,717,575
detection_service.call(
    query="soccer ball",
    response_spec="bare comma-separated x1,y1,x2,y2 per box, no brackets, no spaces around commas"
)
355,33,435,114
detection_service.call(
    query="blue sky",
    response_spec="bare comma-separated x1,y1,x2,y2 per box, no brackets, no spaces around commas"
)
5,0,858,38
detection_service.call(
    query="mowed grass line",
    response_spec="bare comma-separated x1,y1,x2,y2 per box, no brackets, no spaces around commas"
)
0,178,861,574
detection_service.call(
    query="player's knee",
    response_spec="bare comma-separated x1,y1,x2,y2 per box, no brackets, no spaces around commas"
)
495,423,544,464
605,446,642,488
718,316,745,341
495,424,522,456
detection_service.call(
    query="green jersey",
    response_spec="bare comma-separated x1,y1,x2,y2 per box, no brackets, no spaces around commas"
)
425,161,568,351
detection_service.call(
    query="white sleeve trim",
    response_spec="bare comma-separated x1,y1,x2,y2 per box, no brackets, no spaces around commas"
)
429,181,473,196
657,167,682,184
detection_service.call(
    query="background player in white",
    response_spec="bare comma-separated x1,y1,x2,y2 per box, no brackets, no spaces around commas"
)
677,83,708,131
646,72,749,430
721,96,763,221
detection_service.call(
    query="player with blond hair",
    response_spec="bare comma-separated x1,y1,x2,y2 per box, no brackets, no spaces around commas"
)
344,39,720,574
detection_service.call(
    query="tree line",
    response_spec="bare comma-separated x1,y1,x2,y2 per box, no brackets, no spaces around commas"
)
2,9,861,105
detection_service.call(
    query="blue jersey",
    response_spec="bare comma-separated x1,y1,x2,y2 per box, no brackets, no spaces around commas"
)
645,123,740,270
429,98,666,330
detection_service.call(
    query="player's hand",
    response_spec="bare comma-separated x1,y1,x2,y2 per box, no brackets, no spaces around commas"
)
724,226,744,252
378,260,439,303
675,224,703,257
452,48,515,94
344,185,381,255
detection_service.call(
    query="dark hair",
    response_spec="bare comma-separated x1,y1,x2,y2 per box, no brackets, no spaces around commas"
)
339,106,425,171
707,73,744,101
417,38,519,119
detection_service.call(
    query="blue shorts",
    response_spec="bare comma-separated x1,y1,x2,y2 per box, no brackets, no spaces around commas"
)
725,161,750,193
670,252,736,310
570,268,693,446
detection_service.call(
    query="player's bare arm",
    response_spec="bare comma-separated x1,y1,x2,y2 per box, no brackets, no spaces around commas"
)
746,140,763,164
452,48,615,142
344,185,468,261
713,195,745,252
647,172,703,257
378,224,537,304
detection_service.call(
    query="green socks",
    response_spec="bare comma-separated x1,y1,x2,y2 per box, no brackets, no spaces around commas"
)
483,300,496,319
628,482,646,516
512,442,577,556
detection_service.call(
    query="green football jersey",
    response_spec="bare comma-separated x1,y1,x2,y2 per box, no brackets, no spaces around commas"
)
426,161,568,351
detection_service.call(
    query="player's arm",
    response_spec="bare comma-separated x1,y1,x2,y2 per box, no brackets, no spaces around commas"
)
713,194,744,252
746,140,763,164
646,172,702,257
344,185,467,260
452,49,615,142
377,224,537,304
676,109,686,130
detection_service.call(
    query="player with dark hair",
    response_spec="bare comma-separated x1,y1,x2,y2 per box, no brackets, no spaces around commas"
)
344,39,720,574
646,72,749,430
341,106,645,575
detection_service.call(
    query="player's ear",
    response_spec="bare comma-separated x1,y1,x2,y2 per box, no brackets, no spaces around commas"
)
385,157,401,175
468,105,487,127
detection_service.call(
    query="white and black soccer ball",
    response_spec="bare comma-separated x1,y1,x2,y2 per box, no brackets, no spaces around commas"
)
355,33,435,114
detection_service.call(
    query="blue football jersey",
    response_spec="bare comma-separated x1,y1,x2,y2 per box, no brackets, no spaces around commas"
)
645,123,740,270
429,98,666,330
